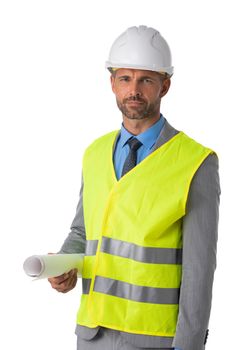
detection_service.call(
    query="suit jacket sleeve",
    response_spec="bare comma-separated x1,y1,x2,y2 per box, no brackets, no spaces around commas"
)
172,153,221,350
59,173,86,254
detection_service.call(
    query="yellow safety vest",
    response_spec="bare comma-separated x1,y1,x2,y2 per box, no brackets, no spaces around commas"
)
77,130,213,337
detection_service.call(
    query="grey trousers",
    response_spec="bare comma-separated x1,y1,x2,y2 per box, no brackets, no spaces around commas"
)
77,327,171,350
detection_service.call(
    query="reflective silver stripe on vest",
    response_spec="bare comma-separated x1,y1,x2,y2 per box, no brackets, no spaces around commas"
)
82,278,92,294
85,240,98,256
94,276,179,304
100,236,182,265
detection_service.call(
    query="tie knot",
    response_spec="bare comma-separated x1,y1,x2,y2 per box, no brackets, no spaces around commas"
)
127,137,142,152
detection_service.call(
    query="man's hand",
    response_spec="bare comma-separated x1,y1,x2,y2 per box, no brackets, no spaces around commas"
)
48,269,78,293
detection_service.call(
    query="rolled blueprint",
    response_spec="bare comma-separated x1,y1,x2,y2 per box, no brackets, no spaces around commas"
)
23,254,84,279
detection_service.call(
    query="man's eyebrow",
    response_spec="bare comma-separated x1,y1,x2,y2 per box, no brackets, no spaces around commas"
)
116,75,156,80
139,75,156,80
117,75,130,78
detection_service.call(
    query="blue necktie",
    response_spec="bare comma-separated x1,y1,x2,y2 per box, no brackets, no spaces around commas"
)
121,138,142,177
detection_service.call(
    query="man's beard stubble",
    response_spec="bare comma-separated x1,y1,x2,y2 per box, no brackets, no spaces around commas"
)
116,95,160,120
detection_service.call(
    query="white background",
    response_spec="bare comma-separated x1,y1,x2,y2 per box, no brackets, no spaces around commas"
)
0,0,232,349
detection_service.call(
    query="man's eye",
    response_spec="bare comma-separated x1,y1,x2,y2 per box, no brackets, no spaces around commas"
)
119,77,130,82
143,78,152,83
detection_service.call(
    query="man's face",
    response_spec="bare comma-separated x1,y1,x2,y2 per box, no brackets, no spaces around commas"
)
111,68,170,120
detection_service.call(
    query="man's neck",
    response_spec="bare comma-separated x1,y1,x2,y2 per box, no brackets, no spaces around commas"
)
122,114,161,136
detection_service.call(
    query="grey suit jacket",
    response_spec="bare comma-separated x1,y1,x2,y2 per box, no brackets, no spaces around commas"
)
60,121,220,350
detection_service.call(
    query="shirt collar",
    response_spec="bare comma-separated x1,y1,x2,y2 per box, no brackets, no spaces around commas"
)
118,114,165,150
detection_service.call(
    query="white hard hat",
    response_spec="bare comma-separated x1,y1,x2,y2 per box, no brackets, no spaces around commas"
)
106,25,173,76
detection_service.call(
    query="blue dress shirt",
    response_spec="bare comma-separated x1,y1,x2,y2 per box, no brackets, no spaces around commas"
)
114,114,165,180
113,115,182,350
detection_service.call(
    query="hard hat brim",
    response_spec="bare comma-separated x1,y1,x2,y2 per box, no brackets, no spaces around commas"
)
105,61,174,76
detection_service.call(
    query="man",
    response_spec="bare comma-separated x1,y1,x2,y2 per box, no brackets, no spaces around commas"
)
49,26,220,350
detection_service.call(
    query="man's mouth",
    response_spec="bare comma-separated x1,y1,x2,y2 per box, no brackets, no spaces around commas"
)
127,100,144,104
125,97,146,106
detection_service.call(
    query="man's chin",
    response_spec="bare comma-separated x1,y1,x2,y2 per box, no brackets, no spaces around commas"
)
124,113,148,120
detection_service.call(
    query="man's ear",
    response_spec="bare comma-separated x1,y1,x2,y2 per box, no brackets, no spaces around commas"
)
160,78,171,98
110,74,116,93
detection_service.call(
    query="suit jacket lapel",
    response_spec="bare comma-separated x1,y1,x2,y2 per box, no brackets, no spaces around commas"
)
151,120,179,152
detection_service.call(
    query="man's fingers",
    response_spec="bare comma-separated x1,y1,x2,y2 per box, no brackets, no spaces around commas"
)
60,270,78,293
48,270,74,284
48,269,78,293
54,275,77,293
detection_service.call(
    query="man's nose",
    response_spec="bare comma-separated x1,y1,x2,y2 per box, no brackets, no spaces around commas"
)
129,80,142,97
